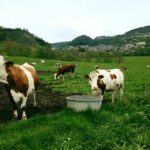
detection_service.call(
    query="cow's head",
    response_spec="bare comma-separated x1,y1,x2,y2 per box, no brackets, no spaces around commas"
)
0,55,13,83
0,56,6,78
85,71,100,96
120,66,127,72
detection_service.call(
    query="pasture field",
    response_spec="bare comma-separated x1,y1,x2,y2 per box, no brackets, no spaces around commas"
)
0,56,150,150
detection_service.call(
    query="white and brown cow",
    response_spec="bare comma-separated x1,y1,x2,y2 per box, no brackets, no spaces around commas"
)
0,55,39,120
55,62,62,68
54,64,76,80
85,66,126,103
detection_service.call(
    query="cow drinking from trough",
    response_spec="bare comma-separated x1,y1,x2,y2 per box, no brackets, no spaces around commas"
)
0,55,39,120
54,64,76,80
85,66,126,103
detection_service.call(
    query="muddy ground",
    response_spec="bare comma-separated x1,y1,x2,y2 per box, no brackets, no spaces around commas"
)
0,82,67,123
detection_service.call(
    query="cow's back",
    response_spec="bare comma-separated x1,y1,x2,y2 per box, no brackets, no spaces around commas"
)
98,69,124,90
22,64,39,90
110,69,124,85
21,63,39,94
6,65,29,95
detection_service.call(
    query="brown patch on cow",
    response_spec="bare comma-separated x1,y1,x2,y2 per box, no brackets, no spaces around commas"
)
110,74,113,80
5,64,28,96
110,74,117,80
97,80,106,91
97,76,106,95
113,74,117,79
23,66,39,90
98,75,104,79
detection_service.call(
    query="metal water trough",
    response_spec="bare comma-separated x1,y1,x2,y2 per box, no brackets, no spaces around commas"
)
66,95,102,112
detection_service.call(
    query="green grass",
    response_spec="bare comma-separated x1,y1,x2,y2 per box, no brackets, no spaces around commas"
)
0,56,150,149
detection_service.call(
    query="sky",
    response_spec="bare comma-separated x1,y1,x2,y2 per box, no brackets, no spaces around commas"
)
0,0,150,43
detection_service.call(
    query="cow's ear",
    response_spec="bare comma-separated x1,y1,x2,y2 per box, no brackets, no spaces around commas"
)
5,61,14,67
85,75,89,79
95,65,99,70
98,75,104,79
120,66,127,71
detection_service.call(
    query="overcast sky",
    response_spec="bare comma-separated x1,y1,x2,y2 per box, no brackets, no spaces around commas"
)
0,0,150,43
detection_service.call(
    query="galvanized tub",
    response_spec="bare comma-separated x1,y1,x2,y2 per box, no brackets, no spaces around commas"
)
66,95,102,112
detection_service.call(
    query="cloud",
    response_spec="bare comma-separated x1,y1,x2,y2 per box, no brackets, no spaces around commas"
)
33,26,79,43
0,0,150,42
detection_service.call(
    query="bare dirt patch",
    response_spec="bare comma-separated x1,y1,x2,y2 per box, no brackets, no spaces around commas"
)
0,83,67,123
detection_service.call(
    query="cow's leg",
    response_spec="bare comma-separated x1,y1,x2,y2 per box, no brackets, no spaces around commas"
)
10,97,18,119
71,72,75,78
100,95,104,101
100,90,104,101
71,68,75,78
120,87,123,100
5,85,18,119
21,96,27,120
112,90,116,103
72,73,74,77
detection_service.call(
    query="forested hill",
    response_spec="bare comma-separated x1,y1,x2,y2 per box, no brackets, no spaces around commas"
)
52,26,150,55
0,26,51,57
1,25,150,57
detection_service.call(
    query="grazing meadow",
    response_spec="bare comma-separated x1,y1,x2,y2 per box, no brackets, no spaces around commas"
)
0,56,150,150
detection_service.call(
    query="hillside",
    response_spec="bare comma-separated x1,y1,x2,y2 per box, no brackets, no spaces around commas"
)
51,41,70,49
1,25,150,57
52,26,150,55
0,26,51,57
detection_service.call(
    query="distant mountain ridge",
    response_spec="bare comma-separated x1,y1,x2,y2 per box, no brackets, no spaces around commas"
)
0,25,150,56
52,25,150,55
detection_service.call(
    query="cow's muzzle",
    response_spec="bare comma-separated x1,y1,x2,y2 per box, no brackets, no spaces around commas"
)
92,89,100,96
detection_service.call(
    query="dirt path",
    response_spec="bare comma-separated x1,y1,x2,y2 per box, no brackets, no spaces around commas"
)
0,83,67,123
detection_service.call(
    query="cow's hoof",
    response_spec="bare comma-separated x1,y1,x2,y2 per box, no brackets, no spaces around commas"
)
22,116,27,120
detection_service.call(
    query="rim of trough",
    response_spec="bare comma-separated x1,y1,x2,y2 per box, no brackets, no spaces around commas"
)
66,95,102,102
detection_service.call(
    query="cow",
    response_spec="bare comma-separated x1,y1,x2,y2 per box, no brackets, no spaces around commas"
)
85,66,126,103
0,55,39,120
54,64,76,80
40,60,45,63
55,62,62,68
31,62,37,66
